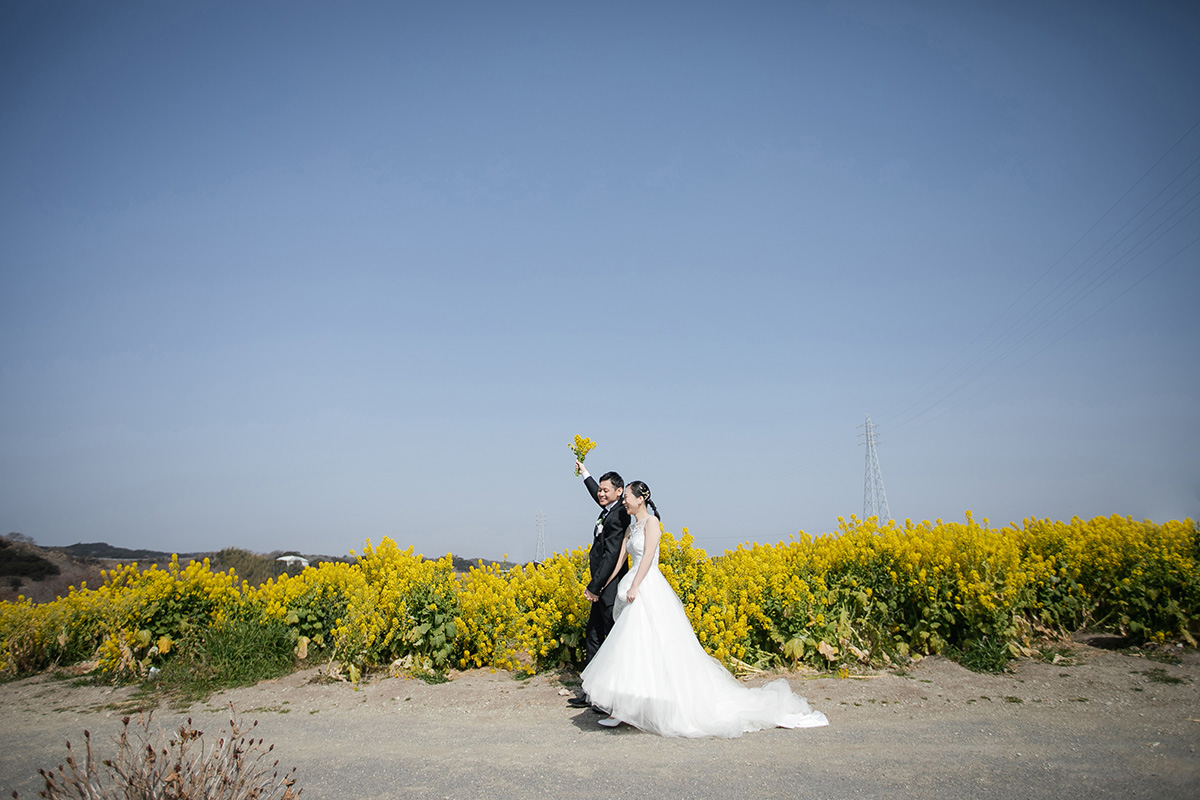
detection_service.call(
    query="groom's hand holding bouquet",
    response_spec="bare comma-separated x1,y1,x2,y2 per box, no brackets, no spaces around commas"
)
570,434,597,476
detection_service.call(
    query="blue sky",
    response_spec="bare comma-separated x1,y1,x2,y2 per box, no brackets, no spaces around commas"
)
2,0,1198,562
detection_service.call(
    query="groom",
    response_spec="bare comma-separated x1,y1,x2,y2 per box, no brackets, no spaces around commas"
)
567,460,630,708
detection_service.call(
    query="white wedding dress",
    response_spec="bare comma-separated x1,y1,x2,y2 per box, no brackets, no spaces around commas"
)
580,516,829,738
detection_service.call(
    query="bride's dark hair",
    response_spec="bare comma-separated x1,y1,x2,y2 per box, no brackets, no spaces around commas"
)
626,480,661,522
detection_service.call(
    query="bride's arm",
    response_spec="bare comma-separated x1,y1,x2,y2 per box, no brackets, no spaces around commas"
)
625,517,661,602
601,535,629,589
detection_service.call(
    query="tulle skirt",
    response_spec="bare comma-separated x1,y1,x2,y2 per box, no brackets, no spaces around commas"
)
580,567,829,738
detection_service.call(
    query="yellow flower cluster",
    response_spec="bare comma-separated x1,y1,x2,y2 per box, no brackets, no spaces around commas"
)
657,528,750,663
243,558,363,653
0,555,242,678
336,539,459,670
569,435,597,475
1,515,1195,679
455,547,591,672
569,435,597,461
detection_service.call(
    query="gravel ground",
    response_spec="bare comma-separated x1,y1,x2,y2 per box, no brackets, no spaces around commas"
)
2,638,1197,799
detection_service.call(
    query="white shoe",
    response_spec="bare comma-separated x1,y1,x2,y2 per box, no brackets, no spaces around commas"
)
598,717,622,727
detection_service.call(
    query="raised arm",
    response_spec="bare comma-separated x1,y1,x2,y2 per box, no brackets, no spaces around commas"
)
624,516,661,603
580,464,602,506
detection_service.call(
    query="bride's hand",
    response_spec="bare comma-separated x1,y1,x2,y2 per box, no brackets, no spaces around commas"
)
626,584,638,603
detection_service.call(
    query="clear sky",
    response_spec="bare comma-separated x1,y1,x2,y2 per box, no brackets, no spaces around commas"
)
2,0,1198,562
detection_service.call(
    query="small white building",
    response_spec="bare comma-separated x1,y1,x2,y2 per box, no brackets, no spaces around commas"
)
275,555,309,575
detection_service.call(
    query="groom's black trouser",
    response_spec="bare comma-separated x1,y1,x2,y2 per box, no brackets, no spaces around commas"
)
583,593,616,666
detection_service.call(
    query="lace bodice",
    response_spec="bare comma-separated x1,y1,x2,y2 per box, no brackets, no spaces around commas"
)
627,516,659,572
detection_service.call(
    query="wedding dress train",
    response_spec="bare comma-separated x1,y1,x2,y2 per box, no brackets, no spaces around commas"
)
581,516,829,738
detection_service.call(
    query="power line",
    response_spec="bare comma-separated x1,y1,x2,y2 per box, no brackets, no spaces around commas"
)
878,117,1200,441
885,231,1200,440
877,119,1200,431
663,118,1200,549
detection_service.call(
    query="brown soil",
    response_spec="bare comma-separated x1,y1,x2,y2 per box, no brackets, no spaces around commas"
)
2,635,1197,799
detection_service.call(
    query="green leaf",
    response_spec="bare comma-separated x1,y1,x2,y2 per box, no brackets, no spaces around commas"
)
782,638,806,661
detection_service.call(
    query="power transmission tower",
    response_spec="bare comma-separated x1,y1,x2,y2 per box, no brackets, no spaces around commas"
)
535,511,547,562
857,415,891,522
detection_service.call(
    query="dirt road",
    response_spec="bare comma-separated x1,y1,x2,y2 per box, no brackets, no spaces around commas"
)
2,640,1197,799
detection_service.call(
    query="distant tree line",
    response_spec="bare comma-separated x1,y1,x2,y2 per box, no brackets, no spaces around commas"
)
2,533,510,592
208,548,357,586
56,542,205,561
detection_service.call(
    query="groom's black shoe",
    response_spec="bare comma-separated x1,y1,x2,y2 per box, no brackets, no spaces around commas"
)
566,696,590,708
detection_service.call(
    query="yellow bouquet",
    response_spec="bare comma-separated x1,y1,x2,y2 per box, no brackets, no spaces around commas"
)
570,434,597,475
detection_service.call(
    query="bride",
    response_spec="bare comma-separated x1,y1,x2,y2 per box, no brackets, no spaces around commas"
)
580,480,829,737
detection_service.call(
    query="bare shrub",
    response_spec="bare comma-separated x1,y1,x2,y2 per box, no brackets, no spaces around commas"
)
17,707,300,799
210,549,277,587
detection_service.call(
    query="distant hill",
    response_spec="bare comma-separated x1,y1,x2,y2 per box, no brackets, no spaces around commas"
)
451,555,518,572
0,534,525,604
0,538,61,581
2,534,102,604
54,542,207,561
51,542,515,571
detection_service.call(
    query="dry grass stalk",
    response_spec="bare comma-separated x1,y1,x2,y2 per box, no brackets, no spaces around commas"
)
16,707,300,800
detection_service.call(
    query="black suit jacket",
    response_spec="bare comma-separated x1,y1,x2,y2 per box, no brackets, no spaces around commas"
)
584,475,631,601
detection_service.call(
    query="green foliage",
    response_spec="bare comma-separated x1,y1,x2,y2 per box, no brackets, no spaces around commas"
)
400,581,459,672
279,592,333,652
1,515,1196,688
1138,667,1188,685
756,576,891,669
944,635,1012,673
1033,644,1079,666
151,616,295,704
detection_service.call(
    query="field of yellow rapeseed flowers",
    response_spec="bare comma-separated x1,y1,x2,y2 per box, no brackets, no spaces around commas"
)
0,514,1195,682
